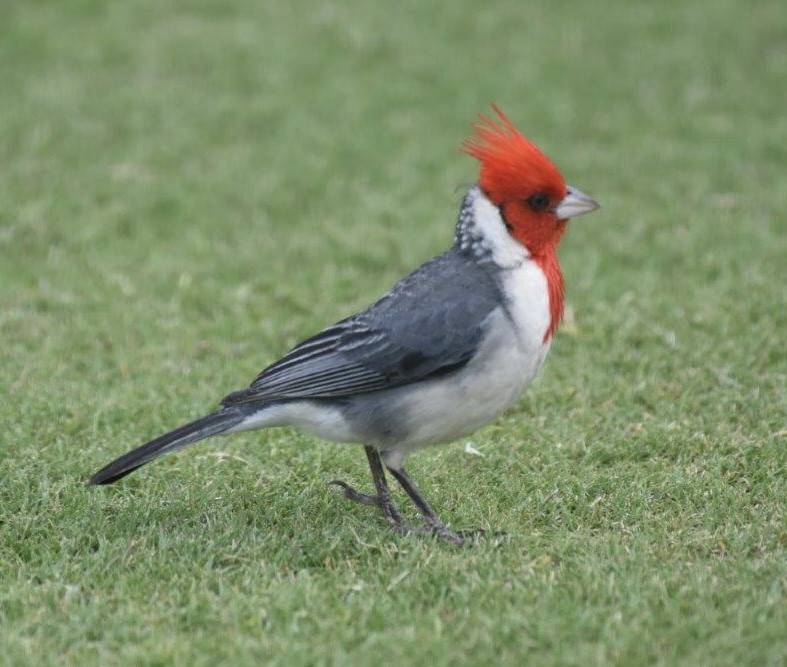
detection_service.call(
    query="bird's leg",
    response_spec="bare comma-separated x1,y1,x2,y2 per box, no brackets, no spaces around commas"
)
331,449,466,545
386,467,465,546
364,446,405,528
329,446,404,528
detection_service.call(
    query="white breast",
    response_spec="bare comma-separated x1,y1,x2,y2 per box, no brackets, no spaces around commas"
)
389,258,552,455
387,188,553,455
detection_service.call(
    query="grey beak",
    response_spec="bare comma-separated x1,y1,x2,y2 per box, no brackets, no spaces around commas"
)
554,186,600,220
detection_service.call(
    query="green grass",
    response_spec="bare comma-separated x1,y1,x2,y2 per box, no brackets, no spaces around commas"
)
1,0,786,664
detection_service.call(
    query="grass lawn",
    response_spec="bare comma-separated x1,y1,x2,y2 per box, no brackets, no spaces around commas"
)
1,0,785,664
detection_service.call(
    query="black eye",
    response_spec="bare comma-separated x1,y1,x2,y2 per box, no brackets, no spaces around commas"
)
526,193,550,212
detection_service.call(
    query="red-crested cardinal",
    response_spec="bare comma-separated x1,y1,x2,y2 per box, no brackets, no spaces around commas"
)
89,107,599,544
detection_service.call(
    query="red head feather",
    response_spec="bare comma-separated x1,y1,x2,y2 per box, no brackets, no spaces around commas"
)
461,105,567,206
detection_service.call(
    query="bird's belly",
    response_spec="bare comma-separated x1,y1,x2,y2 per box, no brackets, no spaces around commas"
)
388,314,550,451
230,400,360,443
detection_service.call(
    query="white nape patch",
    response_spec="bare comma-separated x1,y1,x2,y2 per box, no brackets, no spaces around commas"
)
469,187,529,268
226,400,358,443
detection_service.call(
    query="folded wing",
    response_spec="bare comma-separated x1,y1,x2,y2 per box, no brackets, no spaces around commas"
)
222,252,503,405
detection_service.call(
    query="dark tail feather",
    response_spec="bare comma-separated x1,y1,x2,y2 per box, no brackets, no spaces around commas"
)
88,408,247,485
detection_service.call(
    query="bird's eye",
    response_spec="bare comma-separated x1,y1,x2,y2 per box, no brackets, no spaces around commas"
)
526,193,550,212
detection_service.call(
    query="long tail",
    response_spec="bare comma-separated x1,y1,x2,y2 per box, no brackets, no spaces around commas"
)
88,407,248,485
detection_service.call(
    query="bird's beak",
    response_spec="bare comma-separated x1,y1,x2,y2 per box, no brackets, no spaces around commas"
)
554,186,600,220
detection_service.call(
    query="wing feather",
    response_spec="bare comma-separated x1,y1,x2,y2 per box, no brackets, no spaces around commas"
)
221,252,503,406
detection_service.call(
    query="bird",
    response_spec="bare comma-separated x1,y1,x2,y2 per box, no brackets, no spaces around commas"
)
89,106,599,545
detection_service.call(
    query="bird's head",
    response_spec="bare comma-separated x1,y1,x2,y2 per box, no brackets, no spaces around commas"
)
462,105,599,258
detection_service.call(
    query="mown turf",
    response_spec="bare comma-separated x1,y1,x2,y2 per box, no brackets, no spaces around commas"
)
1,0,785,665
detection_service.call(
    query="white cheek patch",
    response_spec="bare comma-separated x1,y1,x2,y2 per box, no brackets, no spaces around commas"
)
469,188,529,268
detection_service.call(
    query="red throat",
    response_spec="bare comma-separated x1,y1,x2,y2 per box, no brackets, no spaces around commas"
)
534,248,565,342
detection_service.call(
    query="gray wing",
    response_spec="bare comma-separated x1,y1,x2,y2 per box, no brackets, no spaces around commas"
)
221,251,503,405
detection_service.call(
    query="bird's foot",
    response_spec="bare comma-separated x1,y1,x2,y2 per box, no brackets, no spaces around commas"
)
328,480,466,546
328,479,405,528
415,527,507,546
328,480,381,507
456,528,509,542
392,524,467,546
431,526,466,546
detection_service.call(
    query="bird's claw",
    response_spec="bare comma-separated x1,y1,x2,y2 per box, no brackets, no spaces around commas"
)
434,527,466,546
328,479,381,507
328,479,404,527
328,480,467,545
